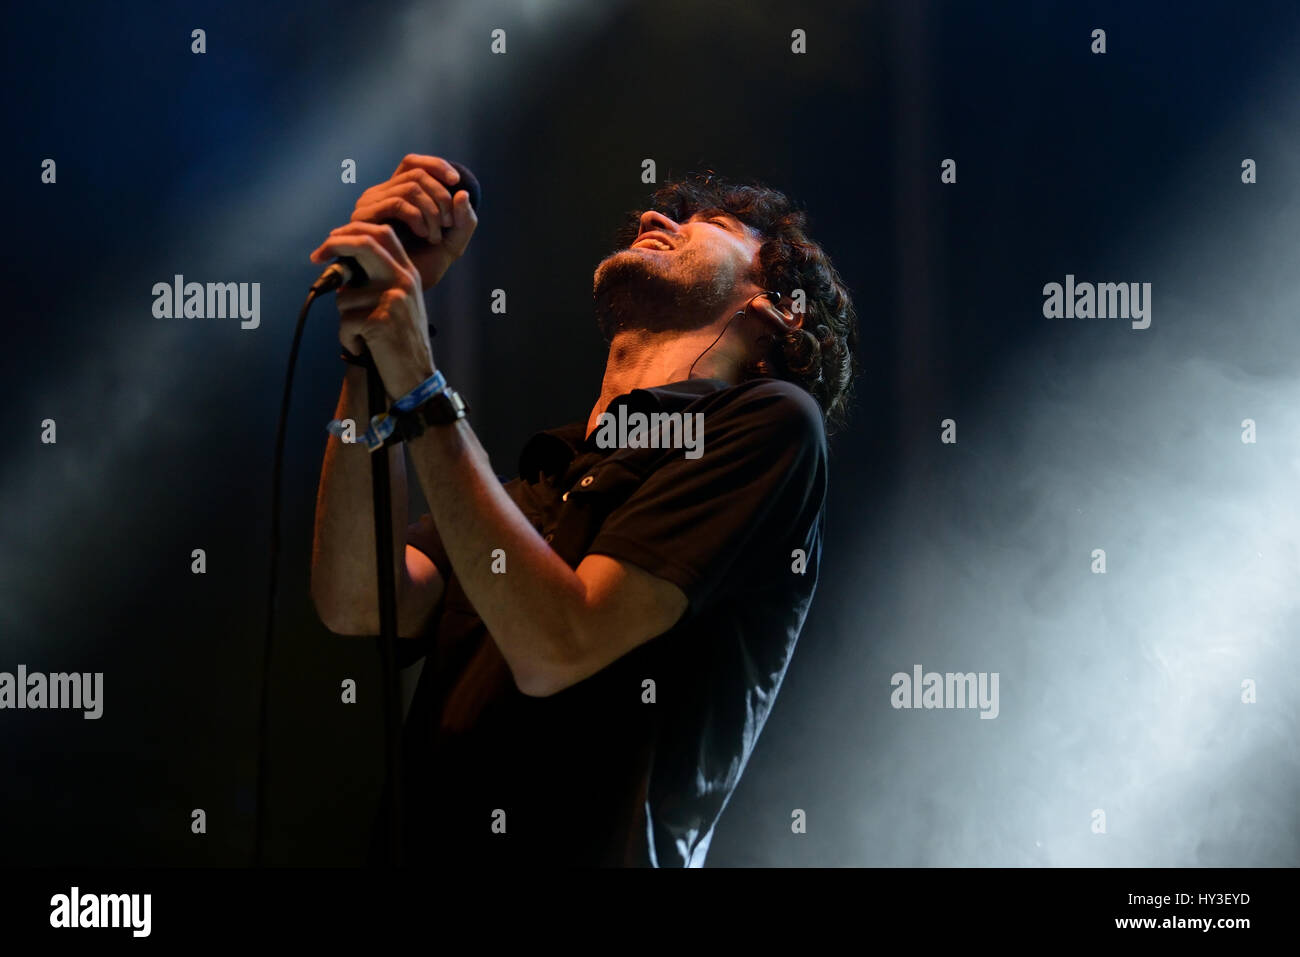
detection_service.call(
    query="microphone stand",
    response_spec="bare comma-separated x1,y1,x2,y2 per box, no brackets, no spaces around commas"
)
361,348,405,867
311,215,458,868
258,284,406,869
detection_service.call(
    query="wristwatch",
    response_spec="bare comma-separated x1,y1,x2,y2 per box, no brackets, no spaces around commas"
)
414,387,468,429
381,388,468,448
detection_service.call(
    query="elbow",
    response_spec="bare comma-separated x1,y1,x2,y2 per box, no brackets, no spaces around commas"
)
506,623,584,698
319,615,368,637
313,600,360,637
512,671,555,698
311,578,429,638
512,665,567,698
310,579,372,636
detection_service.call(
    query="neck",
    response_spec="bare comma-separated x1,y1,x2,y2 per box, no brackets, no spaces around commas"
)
585,325,744,439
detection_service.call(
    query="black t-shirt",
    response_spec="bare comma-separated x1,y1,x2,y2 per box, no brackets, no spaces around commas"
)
383,376,827,867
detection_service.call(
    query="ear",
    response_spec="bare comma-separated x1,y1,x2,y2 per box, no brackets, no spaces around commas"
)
753,294,801,330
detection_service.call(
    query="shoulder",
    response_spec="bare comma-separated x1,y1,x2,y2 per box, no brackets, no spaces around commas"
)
694,378,826,451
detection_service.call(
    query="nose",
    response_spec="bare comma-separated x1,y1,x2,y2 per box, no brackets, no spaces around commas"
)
637,209,680,237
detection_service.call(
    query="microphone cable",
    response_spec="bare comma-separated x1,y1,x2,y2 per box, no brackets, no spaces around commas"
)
253,285,321,866
254,280,409,868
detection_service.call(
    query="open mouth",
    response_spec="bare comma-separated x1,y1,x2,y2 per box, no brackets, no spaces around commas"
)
632,237,673,251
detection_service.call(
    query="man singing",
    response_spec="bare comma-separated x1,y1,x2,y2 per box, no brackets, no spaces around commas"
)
309,155,857,867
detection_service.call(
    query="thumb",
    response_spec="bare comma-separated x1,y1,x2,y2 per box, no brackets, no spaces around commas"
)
444,190,478,254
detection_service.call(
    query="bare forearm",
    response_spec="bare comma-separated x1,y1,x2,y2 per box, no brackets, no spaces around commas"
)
405,414,586,691
307,154,475,635
310,365,410,633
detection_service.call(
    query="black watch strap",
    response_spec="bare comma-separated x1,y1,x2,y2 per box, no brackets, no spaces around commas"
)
417,388,468,427
376,388,468,450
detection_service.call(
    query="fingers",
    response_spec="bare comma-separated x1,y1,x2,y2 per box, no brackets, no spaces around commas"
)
320,157,476,294
354,168,456,238
384,157,460,228
353,194,441,243
391,154,461,191
308,222,416,287
395,168,457,227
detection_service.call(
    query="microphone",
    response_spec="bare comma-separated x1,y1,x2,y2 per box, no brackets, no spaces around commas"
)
311,160,482,293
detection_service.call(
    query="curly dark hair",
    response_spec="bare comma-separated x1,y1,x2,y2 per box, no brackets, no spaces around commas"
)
612,170,859,435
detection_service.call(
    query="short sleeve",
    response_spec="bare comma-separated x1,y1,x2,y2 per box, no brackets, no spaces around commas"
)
587,379,827,613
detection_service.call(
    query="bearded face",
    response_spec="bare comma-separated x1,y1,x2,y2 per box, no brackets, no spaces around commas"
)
593,209,765,341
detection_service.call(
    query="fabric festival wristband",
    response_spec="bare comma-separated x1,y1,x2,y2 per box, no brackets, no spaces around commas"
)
390,369,447,412
325,370,447,448
362,370,448,451
324,409,409,449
